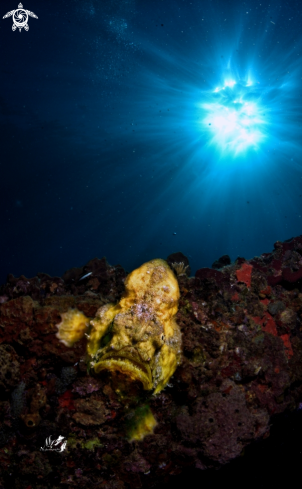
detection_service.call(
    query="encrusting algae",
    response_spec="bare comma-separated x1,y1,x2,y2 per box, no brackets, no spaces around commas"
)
56,259,182,395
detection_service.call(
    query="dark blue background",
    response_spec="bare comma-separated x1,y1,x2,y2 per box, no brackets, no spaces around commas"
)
1,0,301,284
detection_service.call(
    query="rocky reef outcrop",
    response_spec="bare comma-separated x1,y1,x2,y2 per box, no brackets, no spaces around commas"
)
0,237,302,489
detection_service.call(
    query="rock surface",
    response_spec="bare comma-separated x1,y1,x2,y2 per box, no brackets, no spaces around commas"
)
0,239,302,489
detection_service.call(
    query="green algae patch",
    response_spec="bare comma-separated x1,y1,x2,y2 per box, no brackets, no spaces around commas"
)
67,434,103,451
124,404,157,442
84,438,103,450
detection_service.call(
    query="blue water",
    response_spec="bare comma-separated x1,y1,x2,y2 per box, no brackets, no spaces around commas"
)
1,0,302,283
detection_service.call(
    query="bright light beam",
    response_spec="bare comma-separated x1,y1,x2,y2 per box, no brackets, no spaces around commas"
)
201,79,266,156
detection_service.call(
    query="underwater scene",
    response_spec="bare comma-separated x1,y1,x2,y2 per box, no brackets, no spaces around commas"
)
1,0,302,488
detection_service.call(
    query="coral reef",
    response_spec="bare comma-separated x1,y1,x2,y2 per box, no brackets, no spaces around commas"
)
0,238,302,488
212,254,231,269
0,344,20,390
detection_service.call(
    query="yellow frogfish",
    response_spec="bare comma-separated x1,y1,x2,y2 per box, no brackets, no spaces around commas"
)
56,259,182,395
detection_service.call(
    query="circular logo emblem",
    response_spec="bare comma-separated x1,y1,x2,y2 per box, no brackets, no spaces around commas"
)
13,9,28,28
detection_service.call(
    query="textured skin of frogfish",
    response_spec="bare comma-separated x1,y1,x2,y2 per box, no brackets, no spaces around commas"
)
56,259,182,394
